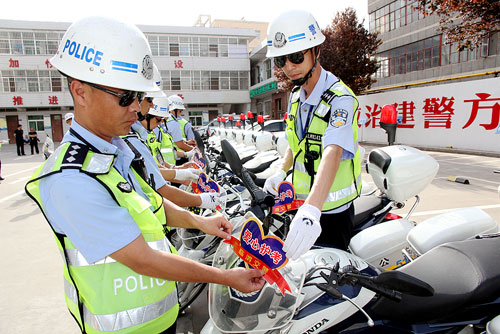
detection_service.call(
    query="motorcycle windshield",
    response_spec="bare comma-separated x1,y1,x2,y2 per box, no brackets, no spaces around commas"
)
208,212,307,333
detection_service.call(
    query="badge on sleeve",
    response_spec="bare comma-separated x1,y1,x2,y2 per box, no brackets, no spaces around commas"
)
330,109,348,128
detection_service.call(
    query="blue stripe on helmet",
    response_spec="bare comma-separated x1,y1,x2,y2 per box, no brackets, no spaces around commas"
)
111,67,138,73
289,33,306,41
111,60,138,69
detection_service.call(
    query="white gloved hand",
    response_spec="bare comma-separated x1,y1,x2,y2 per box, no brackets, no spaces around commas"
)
174,168,201,182
263,170,286,196
283,204,322,260
199,192,222,210
185,149,196,160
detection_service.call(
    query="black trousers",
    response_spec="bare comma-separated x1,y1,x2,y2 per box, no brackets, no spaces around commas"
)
159,321,176,334
315,204,354,251
16,142,25,156
30,141,39,154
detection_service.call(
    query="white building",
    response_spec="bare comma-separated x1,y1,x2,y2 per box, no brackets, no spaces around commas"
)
0,19,257,143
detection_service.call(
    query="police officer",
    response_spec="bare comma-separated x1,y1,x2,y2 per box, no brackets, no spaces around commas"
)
156,95,195,165
25,17,264,334
127,95,221,210
263,10,362,258
64,112,74,126
168,94,196,146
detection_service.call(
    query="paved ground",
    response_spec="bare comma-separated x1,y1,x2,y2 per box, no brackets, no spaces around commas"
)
0,142,499,333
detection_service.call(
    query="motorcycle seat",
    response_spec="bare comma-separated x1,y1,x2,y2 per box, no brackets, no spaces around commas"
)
371,237,500,323
352,195,385,228
246,157,279,174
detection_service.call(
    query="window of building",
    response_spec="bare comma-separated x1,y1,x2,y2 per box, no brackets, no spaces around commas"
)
180,36,190,56
161,71,171,91
209,38,218,57
171,70,181,90
201,71,210,90
239,71,249,90
28,115,44,131
188,111,203,126
220,71,230,90
181,70,191,90
27,70,39,92
265,59,272,80
370,0,425,34
210,71,219,90
158,70,250,91
192,71,201,90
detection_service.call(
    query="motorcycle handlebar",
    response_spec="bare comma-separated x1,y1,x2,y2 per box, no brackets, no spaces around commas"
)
240,167,275,208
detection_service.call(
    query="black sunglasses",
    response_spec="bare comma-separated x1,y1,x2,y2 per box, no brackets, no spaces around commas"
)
274,49,309,68
83,81,144,107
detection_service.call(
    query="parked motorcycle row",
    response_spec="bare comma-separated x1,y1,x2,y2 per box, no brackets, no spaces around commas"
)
167,122,500,334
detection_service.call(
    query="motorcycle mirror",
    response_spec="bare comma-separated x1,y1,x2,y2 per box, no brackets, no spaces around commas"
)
193,129,205,155
193,130,211,175
221,139,243,177
374,271,434,297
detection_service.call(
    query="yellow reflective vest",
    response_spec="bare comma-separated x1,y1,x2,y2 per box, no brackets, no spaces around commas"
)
25,142,178,333
285,80,362,211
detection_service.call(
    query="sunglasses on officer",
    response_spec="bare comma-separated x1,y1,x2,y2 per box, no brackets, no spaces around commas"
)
83,81,145,107
274,49,310,68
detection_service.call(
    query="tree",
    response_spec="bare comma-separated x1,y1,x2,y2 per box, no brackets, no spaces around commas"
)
274,7,382,95
416,0,500,50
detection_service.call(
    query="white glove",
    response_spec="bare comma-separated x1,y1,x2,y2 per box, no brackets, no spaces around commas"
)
199,192,222,210
283,204,322,260
174,168,201,182
185,149,196,160
263,170,286,196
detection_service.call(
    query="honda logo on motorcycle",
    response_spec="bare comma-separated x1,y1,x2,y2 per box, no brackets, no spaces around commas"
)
302,318,329,334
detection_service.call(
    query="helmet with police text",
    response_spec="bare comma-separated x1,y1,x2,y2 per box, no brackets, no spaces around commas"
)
145,64,166,97
148,97,171,117
266,10,325,58
168,95,185,111
64,112,74,122
50,16,159,93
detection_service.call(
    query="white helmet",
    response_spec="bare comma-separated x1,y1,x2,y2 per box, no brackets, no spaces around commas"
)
64,112,74,122
148,97,171,117
168,95,185,111
50,16,159,93
266,10,325,58
145,64,166,97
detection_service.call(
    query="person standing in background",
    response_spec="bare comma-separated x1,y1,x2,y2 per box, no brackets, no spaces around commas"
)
28,127,40,155
13,124,25,156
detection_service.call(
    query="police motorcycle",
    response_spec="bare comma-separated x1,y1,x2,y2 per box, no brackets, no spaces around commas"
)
348,144,499,271
199,140,500,334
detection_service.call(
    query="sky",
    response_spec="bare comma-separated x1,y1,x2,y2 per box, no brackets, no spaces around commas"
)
2,0,369,29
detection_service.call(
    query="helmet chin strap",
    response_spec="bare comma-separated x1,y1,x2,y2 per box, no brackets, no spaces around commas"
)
291,48,319,87
137,111,145,122
145,114,153,131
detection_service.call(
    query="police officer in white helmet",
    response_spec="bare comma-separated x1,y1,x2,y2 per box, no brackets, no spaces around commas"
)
64,112,74,126
25,16,264,334
157,95,195,165
125,94,222,210
263,10,362,259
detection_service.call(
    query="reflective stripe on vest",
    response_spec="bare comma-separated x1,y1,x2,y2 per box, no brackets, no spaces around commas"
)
285,80,362,211
159,126,176,165
64,279,178,332
177,118,188,140
25,142,178,333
